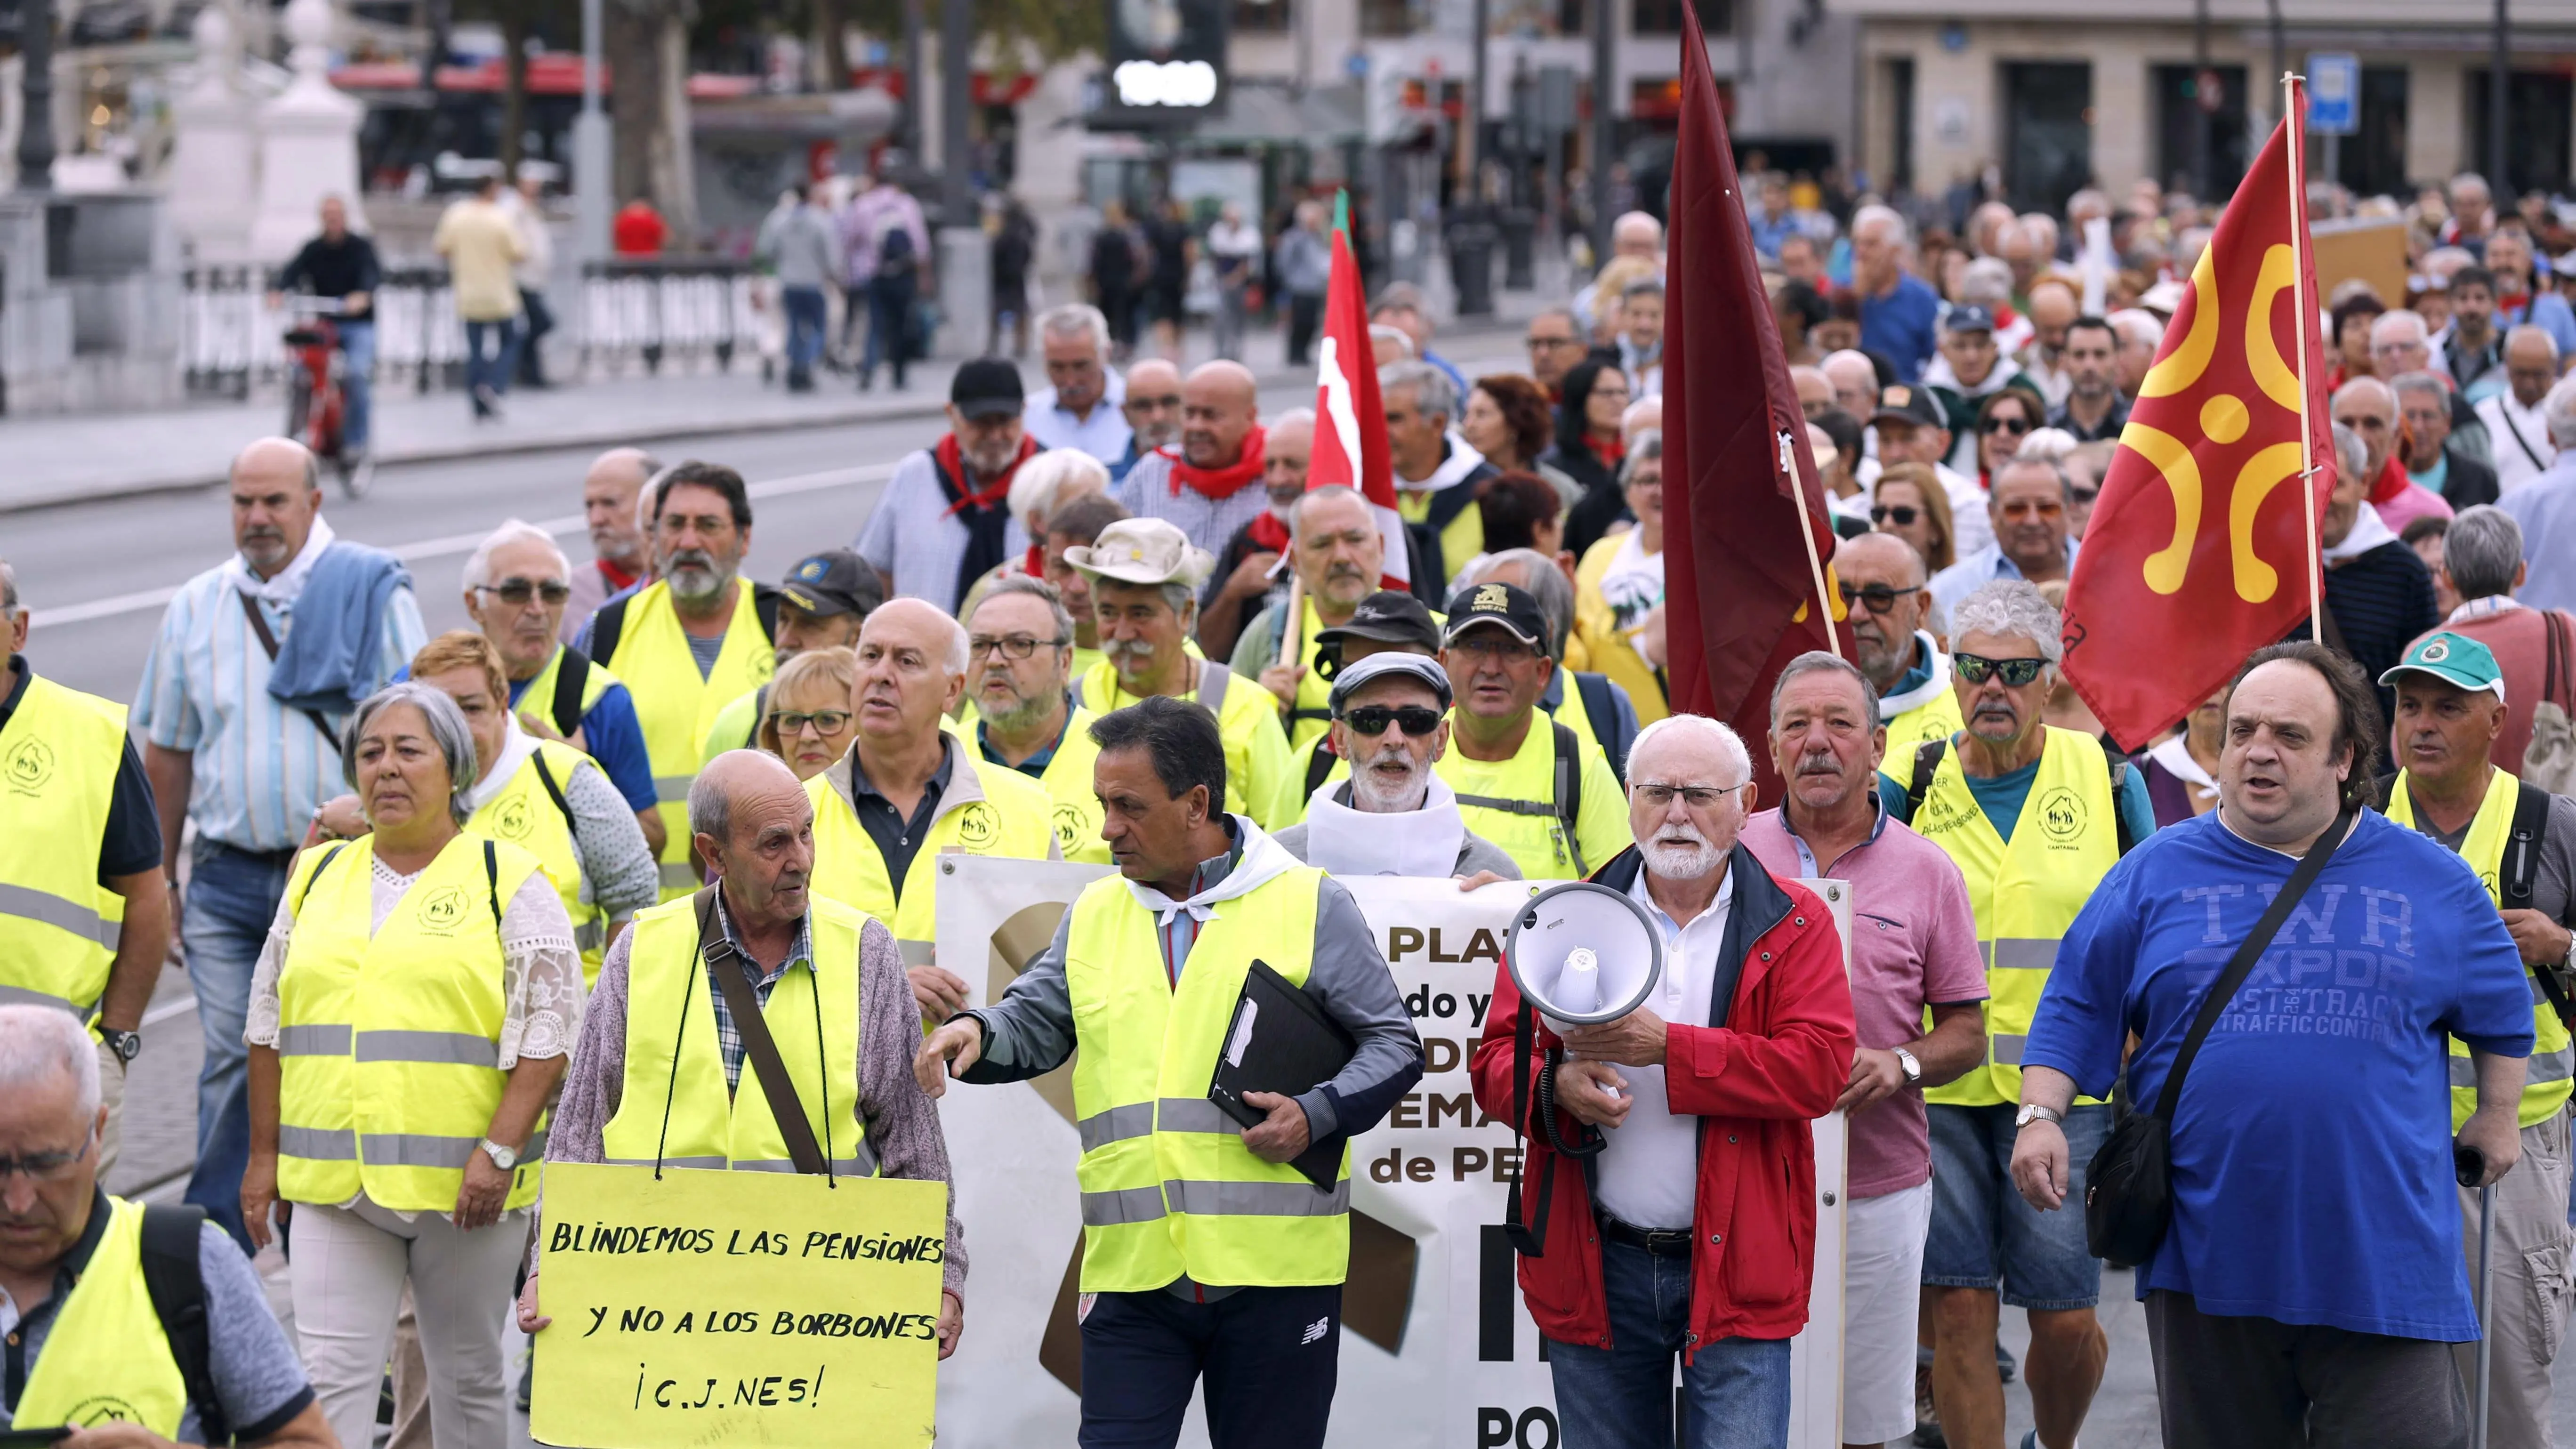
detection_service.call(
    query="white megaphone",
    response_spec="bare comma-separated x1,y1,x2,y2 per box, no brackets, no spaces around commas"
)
1505,881,1665,1035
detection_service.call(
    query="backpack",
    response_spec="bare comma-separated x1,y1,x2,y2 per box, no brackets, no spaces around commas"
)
546,649,593,741
1903,737,2138,855
877,222,918,280
139,1204,230,1445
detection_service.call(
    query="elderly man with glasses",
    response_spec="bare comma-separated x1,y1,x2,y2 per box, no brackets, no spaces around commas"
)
961,575,1111,865
1525,307,1588,400
1930,457,2079,619
1273,653,1517,879
1836,531,1964,770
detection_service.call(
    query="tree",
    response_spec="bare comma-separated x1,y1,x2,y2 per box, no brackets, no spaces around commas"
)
608,0,697,240
454,0,574,176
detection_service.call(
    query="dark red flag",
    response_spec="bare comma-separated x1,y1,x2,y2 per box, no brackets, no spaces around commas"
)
1661,0,1852,800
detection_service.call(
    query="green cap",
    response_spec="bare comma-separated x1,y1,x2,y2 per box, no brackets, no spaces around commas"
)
2378,630,2507,700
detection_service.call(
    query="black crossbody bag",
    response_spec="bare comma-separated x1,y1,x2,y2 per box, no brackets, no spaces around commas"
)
2085,810,2354,1268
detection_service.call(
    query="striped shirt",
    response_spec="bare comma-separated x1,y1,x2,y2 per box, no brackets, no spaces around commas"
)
1112,450,1272,561
705,890,817,1091
133,522,427,853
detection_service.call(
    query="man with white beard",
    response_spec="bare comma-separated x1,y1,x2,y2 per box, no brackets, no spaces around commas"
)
1273,654,1518,879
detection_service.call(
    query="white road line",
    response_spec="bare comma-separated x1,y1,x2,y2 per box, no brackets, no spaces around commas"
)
28,461,895,631
144,994,198,1029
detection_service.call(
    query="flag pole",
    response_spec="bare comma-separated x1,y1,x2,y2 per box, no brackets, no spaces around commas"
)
1779,429,1843,660
1280,572,1306,708
2285,70,2325,645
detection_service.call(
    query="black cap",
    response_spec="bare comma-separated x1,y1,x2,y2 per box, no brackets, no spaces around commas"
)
1441,580,1549,650
951,358,1025,420
1314,590,1443,656
1868,382,1946,430
1943,304,1996,335
778,548,881,618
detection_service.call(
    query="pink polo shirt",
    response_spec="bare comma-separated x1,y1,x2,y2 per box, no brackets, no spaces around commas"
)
1741,804,1988,1198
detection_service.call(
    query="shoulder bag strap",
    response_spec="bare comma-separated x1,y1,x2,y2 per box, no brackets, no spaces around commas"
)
138,1204,229,1447
483,838,502,927
2504,403,2551,472
1573,674,1624,787
2546,610,2572,713
550,650,591,739
1904,738,1948,821
1304,741,1339,798
292,842,348,915
589,595,632,668
2150,811,2356,1122
530,747,577,839
694,885,828,1175
2504,786,2574,1032
234,588,348,769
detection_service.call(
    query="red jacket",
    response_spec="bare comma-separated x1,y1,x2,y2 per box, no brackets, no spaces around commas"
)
1470,845,1855,1356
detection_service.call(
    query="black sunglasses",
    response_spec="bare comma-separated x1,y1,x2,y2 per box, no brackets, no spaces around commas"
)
1870,504,1920,526
1954,652,2048,687
1981,416,2032,436
1837,582,1919,615
2071,485,2100,505
478,579,572,606
1340,704,1445,737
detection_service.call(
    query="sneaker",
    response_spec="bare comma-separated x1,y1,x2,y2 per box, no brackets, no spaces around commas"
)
1912,1360,1945,1447
1997,1340,2018,1383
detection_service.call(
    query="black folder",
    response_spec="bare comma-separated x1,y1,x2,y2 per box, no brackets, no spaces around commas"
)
1208,960,1358,1189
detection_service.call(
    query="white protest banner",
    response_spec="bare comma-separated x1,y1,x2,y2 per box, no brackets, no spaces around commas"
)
932,857,1851,1448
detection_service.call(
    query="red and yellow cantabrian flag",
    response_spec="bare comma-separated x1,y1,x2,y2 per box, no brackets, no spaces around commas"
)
2060,80,2337,748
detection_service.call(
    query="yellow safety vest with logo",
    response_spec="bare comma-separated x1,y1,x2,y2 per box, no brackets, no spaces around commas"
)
2385,771,2576,1130
274,834,549,1212
1914,727,2121,1108
517,644,618,736
960,699,1112,866
1313,708,1628,880
599,894,876,1175
1073,656,1300,830
1398,486,1483,589
1882,681,1967,770
0,673,127,1018
9,1196,189,1437
805,749,1058,966
1064,865,1347,1292
467,739,610,985
599,579,777,900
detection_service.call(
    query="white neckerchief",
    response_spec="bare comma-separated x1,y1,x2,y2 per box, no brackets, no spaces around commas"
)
230,514,338,604
1125,815,1303,930
2147,733,2218,805
460,716,542,813
2324,501,2398,564
1303,775,1467,877
1877,633,1953,717
1400,433,1489,493
2450,595,2526,623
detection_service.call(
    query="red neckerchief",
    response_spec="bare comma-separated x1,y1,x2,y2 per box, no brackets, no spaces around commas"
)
936,433,1041,516
1246,511,1291,554
1589,433,1626,471
2367,453,2412,507
1166,426,1268,500
1022,544,1045,575
596,557,639,591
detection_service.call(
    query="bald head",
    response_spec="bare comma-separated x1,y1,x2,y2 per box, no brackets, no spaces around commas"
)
2330,376,2397,477
1128,358,1182,395
1835,529,1927,588
229,437,322,578
583,446,658,569
1612,212,1663,258
1822,350,1878,417
1791,365,1832,418
2507,324,2563,408
691,750,815,927
1621,395,1664,443
1181,361,1261,470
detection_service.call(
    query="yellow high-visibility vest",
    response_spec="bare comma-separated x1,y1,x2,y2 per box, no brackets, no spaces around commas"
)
516,644,618,736
0,672,127,1018
805,747,1059,966
599,893,875,1175
1073,656,1300,830
2385,770,2576,1130
1063,865,1345,1292
960,699,1113,865
1882,678,1968,769
9,1196,189,1437
1913,727,2121,1108
597,579,776,900
274,834,548,1212
1314,709,1630,880
1398,486,1483,589
467,738,610,985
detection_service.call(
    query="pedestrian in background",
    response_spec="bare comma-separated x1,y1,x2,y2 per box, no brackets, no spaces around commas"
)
1143,197,1194,360
842,162,930,392
757,181,840,392
1276,201,1332,367
272,194,379,466
506,169,555,390
1091,201,1142,360
991,193,1039,359
2431,506,2576,775
1207,201,1264,362
433,173,527,422
137,438,427,1250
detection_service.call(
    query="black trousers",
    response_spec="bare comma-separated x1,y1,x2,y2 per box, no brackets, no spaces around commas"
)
1079,1283,1341,1449
515,287,553,386
1285,292,1322,366
2143,1288,2467,1449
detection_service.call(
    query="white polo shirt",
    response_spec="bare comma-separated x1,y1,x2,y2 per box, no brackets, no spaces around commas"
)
1591,861,1737,1232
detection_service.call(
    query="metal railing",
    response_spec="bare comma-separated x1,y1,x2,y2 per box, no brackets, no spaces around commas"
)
577,261,758,379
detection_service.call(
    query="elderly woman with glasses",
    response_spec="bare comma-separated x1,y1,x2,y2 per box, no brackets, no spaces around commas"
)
242,682,581,1449
757,644,860,781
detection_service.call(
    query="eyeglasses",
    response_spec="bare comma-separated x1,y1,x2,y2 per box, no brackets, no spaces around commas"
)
2070,486,2100,506
1632,782,1749,811
1526,334,1583,351
1128,394,1182,411
968,634,1068,661
477,579,572,606
1448,635,1542,663
1953,652,2049,687
0,1130,92,1183
1837,582,1920,615
1870,504,1920,526
1340,704,1445,737
1981,416,2032,436
772,710,852,737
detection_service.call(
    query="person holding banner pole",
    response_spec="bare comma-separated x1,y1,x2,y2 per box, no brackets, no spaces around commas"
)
520,749,965,1349
916,695,1424,1449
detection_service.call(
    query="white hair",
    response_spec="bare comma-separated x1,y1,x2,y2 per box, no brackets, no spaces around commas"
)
2108,309,2165,349
1626,712,1753,787
0,1004,101,1124
461,518,571,594
2015,427,2079,463
1958,257,2014,307
2371,308,2430,346
1037,303,1112,361
1270,405,1316,431
2544,374,2576,451
1006,449,1111,530
1852,204,1909,247
1821,349,1877,388
1951,579,2063,666
1368,323,1416,359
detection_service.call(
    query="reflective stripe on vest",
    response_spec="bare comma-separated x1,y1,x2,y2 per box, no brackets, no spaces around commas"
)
0,675,129,1015
274,835,550,1213
805,751,1059,961
469,738,612,986
600,579,777,902
2387,771,2576,1130
10,1196,190,1438
599,893,873,1175
1063,864,1345,1293
1914,726,2122,1109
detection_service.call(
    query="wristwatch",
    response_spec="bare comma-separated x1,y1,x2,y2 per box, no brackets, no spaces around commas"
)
1893,1046,1922,1086
479,1139,519,1172
2015,1103,2065,1130
99,1027,141,1064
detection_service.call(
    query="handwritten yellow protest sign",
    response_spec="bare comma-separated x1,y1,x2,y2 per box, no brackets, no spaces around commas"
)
530,1162,946,1448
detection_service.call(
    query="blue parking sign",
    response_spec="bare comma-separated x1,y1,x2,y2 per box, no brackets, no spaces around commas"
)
2309,53,2359,136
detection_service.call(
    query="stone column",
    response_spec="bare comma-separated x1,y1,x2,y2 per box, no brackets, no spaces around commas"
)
247,0,368,262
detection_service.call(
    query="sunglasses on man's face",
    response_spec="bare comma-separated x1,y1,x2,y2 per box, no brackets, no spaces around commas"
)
1953,652,2048,687
479,579,572,606
2070,485,2100,506
1837,582,1919,615
1339,704,1445,737
1981,416,2032,436
1870,504,1920,526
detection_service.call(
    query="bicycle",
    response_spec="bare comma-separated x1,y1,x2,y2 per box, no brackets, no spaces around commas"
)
279,295,375,499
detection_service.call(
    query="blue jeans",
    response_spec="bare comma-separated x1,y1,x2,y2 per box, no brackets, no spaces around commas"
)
465,317,519,407
182,841,293,1254
1923,1101,2110,1309
1546,1240,1794,1449
781,284,828,373
863,274,915,385
336,318,374,452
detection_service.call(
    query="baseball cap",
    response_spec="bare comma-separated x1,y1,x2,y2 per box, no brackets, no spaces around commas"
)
1441,581,1548,650
1328,652,1452,712
777,548,878,617
950,357,1025,420
1868,383,1945,430
2378,630,2507,700
1314,590,1443,655
1063,517,1215,588
1943,304,1996,335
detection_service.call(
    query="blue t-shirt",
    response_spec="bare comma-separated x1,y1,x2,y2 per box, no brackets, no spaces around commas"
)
506,674,658,813
1860,273,1942,383
1876,746,2158,847
2023,812,2533,1340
